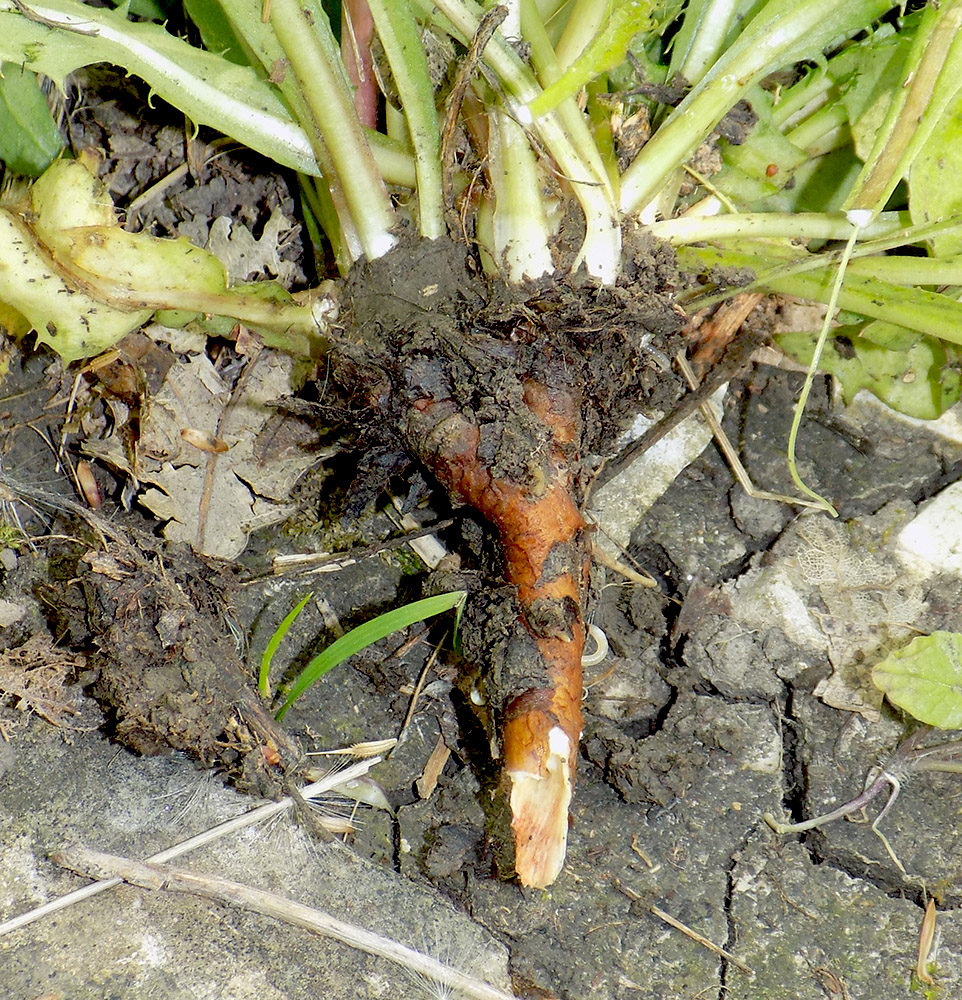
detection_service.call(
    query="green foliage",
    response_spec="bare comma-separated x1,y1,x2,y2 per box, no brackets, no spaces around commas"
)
526,1,659,119
910,86,962,258
0,63,63,176
873,631,962,729
259,591,314,699
0,0,323,176
273,591,467,721
120,0,180,19
3,0,962,427
182,0,252,66
0,157,331,362
776,323,962,420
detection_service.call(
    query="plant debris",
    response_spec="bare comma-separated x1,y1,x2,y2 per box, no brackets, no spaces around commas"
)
0,634,86,732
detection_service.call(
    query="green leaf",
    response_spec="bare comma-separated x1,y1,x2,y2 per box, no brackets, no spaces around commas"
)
526,1,658,120
910,86,962,258
0,0,322,176
872,632,962,729
183,0,252,66
714,86,809,204
1,157,331,362
259,591,313,699
0,62,63,175
0,159,151,362
845,0,962,216
776,321,962,420
275,591,467,721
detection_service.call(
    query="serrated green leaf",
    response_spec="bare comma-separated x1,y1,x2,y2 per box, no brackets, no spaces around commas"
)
0,0,321,175
872,631,962,729
0,62,63,175
776,321,962,419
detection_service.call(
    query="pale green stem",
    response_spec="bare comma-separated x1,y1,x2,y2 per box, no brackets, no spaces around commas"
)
553,0,605,68
847,256,962,287
269,0,397,262
785,219,865,515
619,0,892,217
669,0,759,87
535,0,570,45
785,102,848,156
107,284,332,358
846,0,962,215
675,212,962,302
366,0,445,240
677,240,962,346
770,65,833,130
429,0,621,281
649,211,905,244
488,109,554,281
371,133,417,187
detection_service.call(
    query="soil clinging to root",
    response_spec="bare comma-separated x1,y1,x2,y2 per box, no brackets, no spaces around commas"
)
333,231,686,882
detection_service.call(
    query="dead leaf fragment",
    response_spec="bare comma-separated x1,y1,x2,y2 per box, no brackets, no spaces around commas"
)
86,344,318,559
416,735,451,799
0,635,86,730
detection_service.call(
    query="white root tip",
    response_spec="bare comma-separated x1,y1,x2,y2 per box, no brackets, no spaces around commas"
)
508,727,572,888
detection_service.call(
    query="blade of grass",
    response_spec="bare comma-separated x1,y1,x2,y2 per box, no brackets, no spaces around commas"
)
258,591,314,699
275,591,467,720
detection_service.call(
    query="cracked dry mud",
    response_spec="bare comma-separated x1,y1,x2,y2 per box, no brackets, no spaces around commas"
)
6,354,962,999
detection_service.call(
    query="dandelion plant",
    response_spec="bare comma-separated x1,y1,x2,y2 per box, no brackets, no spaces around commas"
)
1,0,961,887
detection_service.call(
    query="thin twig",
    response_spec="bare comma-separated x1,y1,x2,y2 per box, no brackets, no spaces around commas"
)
250,518,454,582
649,905,755,977
51,845,517,1000
0,759,378,938
394,636,445,751
612,880,754,977
440,5,508,231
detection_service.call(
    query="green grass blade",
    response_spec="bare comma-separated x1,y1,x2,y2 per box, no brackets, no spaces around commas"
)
258,591,314,699
274,591,467,721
